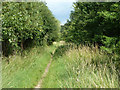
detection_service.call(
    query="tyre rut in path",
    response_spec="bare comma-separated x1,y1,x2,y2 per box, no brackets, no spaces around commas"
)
34,50,55,88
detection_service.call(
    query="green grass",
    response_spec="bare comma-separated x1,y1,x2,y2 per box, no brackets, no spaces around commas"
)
2,43,120,88
42,45,120,88
41,58,67,88
2,45,56,88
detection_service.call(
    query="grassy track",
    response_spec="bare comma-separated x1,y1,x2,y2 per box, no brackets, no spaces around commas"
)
2,46,56,88
41,58,67,88
2,43,119,88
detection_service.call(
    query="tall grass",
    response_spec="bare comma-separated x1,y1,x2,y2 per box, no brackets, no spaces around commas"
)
2,46,55,88
59,45,119,88
42,44,119,88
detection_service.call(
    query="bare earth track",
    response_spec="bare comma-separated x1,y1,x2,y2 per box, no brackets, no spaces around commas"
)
34,50,55,89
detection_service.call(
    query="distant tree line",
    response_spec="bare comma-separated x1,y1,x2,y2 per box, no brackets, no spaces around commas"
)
2,2,60,56
61,2,120,54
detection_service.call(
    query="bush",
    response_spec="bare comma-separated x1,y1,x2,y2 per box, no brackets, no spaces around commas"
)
53,45,70,59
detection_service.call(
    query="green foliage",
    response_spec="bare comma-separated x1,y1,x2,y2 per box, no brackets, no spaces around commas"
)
53,45,71,59
2,2,60,56
100,36,118,53
115,40,120,53
61,2,120,53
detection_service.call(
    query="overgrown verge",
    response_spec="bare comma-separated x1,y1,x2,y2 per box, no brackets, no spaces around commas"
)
42,44,120,88
2,46,55,88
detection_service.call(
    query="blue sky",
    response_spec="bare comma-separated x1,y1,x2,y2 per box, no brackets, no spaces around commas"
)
45,0,76,25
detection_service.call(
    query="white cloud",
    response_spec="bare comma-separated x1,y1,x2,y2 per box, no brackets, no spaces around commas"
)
60,20,67,25
44,0,75,25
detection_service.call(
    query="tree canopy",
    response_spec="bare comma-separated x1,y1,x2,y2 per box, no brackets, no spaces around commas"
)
61,2,120,53
2,2,60,56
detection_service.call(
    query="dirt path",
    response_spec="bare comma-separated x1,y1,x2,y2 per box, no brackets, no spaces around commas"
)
34,50,55,89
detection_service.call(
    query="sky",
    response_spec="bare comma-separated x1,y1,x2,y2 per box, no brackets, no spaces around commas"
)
45,0,76,25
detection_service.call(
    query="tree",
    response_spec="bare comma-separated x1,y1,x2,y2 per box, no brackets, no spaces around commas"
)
62,2,120,53
2,2,60,56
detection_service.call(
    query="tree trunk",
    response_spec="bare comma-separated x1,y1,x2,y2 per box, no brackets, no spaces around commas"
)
21,40,24,56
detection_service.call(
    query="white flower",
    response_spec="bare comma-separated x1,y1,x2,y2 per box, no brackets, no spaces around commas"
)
77,78,79,82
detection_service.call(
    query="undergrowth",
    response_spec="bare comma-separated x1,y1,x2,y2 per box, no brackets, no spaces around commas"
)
42,44,120,88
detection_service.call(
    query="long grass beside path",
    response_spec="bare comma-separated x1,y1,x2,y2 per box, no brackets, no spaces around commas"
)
42,44,120,88
2,46,56,88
